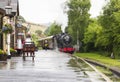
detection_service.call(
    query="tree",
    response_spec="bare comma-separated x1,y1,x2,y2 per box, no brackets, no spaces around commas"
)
66,0,91,51
35,30,42,36
31,34,39,46
18,15,26,23
83,18,102,52
46,22,62,36
98,0,120,57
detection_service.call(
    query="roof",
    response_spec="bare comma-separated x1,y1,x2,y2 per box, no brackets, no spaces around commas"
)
0,0,19,15
38,36,54,41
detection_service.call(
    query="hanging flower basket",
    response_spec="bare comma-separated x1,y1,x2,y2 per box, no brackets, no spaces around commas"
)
0,49,7,61
2,24,13,34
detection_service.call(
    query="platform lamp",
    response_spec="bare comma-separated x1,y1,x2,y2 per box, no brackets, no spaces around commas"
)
5,0,13,22
5,3,12,59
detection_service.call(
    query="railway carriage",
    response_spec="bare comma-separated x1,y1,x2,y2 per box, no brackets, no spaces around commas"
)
38,36,55,50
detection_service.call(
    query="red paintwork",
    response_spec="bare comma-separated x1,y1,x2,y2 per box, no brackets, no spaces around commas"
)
59,47,75,53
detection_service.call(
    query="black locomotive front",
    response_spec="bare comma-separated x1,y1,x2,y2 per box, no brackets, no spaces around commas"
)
56,33,75,54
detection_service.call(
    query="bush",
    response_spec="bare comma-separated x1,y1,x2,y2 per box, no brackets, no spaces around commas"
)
113,45,120,59
10,48,16,53
0,49,3,54
0,49,7,61
0,49,7,55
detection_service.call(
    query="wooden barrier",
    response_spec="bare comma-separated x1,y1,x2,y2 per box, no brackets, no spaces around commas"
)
22,42,35,61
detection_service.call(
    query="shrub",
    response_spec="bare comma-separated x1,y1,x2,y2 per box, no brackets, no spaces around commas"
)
0,49,3,54
10,48,16,53
0,49,7,55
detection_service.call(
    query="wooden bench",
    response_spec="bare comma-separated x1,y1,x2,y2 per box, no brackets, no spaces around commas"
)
22,42,35,61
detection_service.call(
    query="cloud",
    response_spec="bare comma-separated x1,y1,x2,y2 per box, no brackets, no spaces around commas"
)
90,0,108,17
19,0,108,32
19,0,67,25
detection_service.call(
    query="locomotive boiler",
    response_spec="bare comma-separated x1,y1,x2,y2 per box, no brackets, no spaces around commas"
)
55,33,75,54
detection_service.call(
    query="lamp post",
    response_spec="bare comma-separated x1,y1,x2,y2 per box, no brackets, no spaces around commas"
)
5,2,12,59
76,29,79,52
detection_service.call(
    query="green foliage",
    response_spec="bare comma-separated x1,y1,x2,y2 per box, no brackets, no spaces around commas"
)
84,19,102,43
10,48,16,53
96,66,113,76
31,34,39,46
18,15,26,23
113,45,120,58
0,49,3,54
35,30,42,36
46,22,62,36
0,49,6,55
66,0,120,57
66,0,91,50
44,26,50,35
98,0,120,56
83,19,102,52
2,24,13,34
75,53,120,67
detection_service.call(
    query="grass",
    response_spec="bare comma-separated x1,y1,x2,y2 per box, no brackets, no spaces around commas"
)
75,53,120,68
96,66,120,81
96,66,113,76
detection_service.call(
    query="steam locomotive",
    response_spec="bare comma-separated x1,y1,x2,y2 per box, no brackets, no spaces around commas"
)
38,33,75,54
55,33,75,54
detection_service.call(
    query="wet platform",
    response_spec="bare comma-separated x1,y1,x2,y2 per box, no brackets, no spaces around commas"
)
0,50,108,82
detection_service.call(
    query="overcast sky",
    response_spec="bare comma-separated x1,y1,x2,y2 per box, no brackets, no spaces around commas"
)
19,0,108,31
